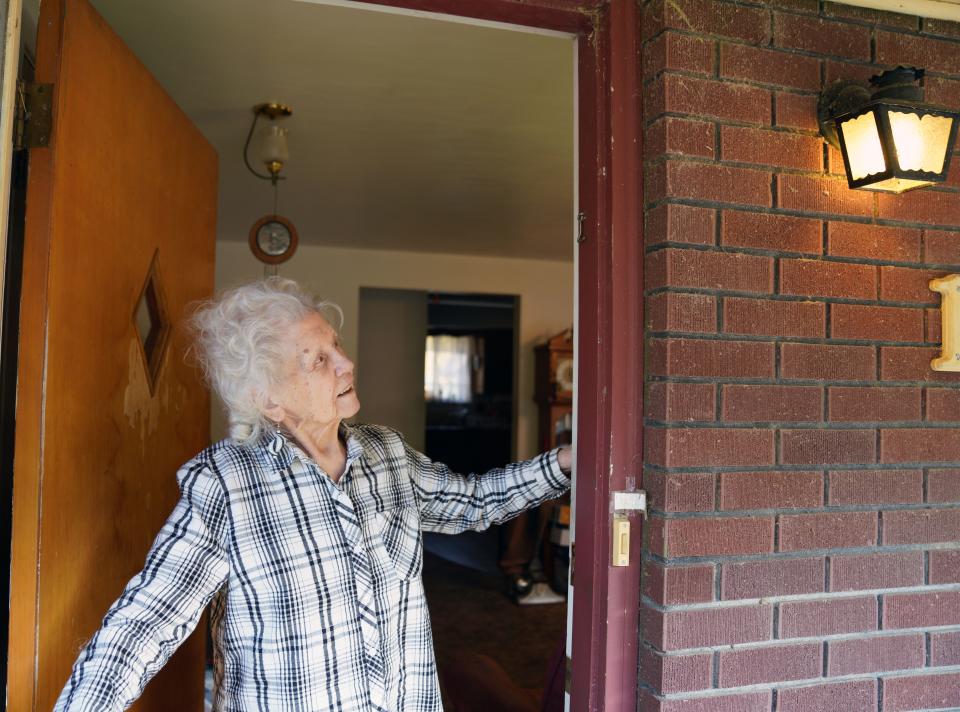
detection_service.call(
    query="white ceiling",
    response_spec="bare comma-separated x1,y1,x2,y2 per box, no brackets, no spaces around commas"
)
31,0,576,260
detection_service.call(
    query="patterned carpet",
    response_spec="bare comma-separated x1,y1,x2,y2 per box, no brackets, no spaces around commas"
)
422,552,567,699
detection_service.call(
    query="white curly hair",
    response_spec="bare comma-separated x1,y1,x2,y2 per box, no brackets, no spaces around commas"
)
190,277,343,444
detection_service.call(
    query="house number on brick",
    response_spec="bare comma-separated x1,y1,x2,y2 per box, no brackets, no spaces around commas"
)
930,274,960,371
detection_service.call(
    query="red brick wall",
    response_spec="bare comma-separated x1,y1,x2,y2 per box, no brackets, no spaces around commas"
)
639,1,960,710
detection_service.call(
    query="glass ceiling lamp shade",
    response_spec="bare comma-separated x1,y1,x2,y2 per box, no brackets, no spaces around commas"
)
818,67,959,193
259,124,289,176
243,101,293,185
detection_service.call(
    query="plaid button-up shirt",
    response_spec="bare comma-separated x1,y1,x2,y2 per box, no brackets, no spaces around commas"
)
55,422,569,711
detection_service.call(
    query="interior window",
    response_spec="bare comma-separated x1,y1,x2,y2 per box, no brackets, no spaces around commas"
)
424,334,481,403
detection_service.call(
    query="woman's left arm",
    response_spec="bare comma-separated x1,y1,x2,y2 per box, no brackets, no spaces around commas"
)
402,438,571,534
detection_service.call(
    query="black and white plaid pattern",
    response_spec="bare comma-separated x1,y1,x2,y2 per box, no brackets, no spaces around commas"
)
55,423,568,711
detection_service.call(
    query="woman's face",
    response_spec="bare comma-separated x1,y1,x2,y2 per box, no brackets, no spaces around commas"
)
265,312,360,432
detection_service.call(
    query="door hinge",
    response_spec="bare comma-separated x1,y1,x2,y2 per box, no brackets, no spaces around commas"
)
564,655,572,693
569,540,574,587
576,211,586,244
14,81,53,150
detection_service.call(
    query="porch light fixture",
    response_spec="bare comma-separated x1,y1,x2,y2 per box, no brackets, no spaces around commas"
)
243,102,292,185
818,66,959,193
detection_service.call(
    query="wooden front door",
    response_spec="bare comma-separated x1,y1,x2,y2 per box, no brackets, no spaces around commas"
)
8,0,218,709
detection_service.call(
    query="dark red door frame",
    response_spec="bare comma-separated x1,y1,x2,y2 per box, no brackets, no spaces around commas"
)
349,2,643,710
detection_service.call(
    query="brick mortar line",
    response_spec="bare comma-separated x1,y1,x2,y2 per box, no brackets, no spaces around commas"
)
644,229,960,257
645,291,946,310
648,415,960,427
642,195,960,229
643,109,819,131
649,509,958,523
645,182,960,205
647,332,937,347
645,334,940,346
643,66,838,98
650,502,960,517
644,154,950,188
644,144,960,184
643,461,960,472
668,319,920,339
642,623,960,653
649,664,960,702
641,34,947,89
647,419,960,428
643,284,948,300
644,376,960,390
645,421,960,430
641,67,713,92
644,462,960,472
644,460,943,472
641,585,960,612
642,541,960,565
645,247,960,272
646,380,952,392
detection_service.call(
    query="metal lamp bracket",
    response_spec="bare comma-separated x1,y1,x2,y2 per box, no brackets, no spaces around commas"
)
817,79,871,149
818,67,925,149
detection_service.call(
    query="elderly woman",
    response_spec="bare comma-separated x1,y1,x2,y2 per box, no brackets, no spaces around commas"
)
55,277,571,712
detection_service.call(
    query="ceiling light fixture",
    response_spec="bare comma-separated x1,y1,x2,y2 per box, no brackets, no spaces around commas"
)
243,102,292,185
818,66,959,193
244,102,298,269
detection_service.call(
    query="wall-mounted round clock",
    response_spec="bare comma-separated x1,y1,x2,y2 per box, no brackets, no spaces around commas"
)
249,215,298,265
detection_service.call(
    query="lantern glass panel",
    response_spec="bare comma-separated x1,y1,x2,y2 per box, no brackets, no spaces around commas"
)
889,110,953,173
260,124,289,165
838,110,886,180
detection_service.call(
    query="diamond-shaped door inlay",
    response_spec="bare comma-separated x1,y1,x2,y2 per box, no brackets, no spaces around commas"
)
133,250,170,394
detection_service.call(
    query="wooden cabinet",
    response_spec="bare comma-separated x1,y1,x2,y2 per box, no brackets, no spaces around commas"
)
534,329,573,451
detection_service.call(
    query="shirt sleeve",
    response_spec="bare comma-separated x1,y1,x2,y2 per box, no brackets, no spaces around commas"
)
402,438,570,534
54,458,230,712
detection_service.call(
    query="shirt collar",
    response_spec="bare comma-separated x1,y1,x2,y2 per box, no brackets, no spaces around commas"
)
264,422,365,475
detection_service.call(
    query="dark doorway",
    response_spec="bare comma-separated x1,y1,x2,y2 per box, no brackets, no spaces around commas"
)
417,292,566,710
423,292,517,475
422,291,517,574
0,48,34,701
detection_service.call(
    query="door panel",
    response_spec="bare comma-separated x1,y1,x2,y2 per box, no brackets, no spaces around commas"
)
8,0,217,709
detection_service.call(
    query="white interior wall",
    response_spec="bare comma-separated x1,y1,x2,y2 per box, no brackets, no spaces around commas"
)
357,287,428,452
214,240,573,459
